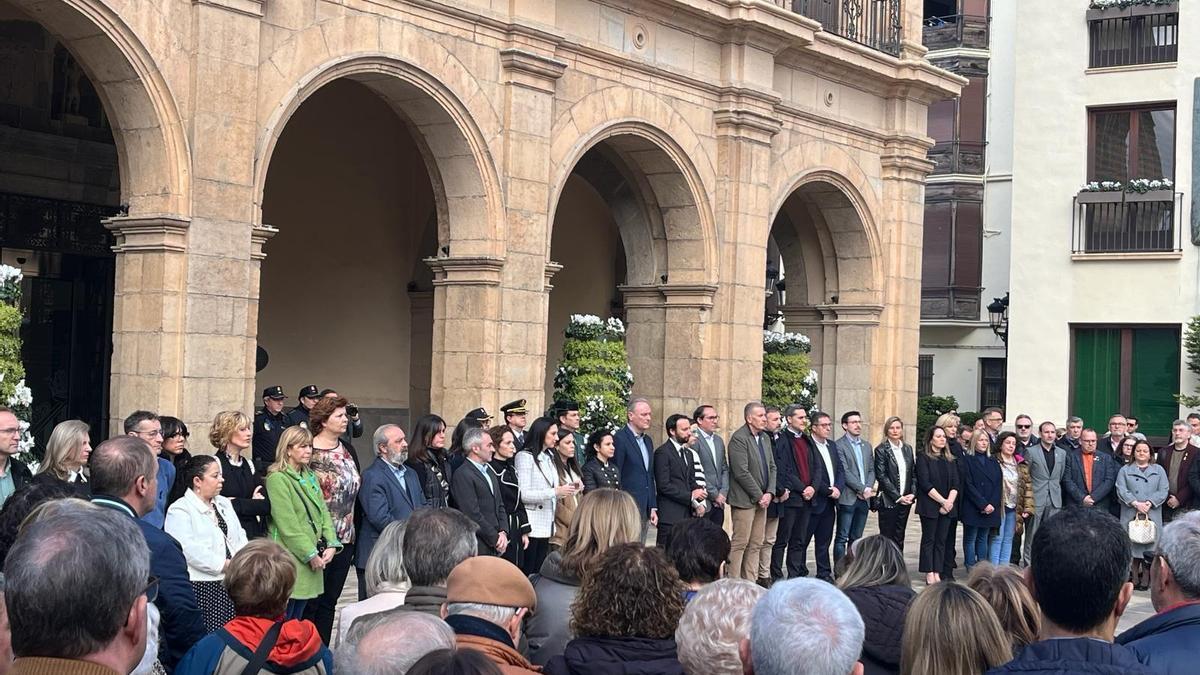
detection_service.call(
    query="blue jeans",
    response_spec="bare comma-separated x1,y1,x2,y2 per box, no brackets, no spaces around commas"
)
834,499,870,561
962,524,992,569
989,507,1017,566
285,599,308,620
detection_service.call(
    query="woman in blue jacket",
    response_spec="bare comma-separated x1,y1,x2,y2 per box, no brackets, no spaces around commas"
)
960,429,1002,570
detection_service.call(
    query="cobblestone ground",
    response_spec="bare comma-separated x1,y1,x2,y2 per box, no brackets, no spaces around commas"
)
331,516,1155,643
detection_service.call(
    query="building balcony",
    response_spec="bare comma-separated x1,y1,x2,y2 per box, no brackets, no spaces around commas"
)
921,286,982,321
785,0,904,57
1072,190,1183,254
928,140,985,176
922,14,990,52
1087,3,1178,68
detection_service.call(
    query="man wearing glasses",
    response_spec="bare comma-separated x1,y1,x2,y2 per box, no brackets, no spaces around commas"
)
981,407,1004,446
125,410,175,529
692,404,729,527
1014,414,1036,451
0,406,32,508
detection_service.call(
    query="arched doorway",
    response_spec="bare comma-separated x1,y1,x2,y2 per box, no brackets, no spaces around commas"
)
768,178,882,419
257,78,437,434
547,131,714,424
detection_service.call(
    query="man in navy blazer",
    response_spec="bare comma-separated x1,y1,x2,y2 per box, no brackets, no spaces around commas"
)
798,411,845,582
89,436,206,672
614,397,659,535
1063,430,1120,514
358,424,426,599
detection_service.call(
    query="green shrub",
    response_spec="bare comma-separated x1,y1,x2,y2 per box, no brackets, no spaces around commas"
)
1176,316,1200,407
917,395,959,444
761,331,817,412
0,266,34,465
552,315,632,435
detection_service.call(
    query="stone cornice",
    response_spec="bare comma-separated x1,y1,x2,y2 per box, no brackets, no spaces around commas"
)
543,261,564,291
715,87,783,143
818,303,884,325
617,283,718,310
250,224,278,261
191,0,263,18
881,134,937,182
424,256,507,287
104,215,191,254
500,48,568,94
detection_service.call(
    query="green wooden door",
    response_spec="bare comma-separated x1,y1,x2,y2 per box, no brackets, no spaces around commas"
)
1072,328,1122,430
1131,327,1181,437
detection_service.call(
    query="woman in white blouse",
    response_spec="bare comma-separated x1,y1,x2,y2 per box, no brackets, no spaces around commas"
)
165,454,248,631
515,417,578,574
872,416,916,553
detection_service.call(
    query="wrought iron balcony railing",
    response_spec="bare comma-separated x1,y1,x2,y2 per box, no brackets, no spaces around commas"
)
928,141,986,176
1072,190,1183,254
1087,5,1178,68
786,0,904,57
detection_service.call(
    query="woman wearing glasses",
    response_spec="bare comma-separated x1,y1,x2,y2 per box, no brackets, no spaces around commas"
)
159,416,193,472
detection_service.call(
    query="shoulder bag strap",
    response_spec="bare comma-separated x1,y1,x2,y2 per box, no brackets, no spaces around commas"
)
240,620,283,675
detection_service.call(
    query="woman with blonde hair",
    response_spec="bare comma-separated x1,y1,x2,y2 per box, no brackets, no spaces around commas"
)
210,410,269,539
873,417,916,552
935,412,963,457
965,563,1040,654
837,535,914,675
900,582,1012,675
528,487,641,665
265,425,340,620
916,426,960,585
960,429,1001,571
33,419,91,496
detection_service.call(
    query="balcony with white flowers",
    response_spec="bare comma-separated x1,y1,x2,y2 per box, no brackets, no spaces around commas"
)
1073,179,1182,255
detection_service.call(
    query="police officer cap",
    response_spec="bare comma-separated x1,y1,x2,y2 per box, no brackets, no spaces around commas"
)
501,399,527,415
465,407,493,424
554,400,580,415
298,384,320,399
262,385,286,400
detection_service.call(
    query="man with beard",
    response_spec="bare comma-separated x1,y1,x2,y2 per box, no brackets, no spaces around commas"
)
357,424,426,599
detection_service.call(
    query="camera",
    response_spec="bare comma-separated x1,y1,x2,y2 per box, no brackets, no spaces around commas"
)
346,404,359,418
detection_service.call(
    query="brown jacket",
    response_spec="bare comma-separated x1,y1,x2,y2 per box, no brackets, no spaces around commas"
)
1015,460,1036,534
456,634,542,674
12,658,121,675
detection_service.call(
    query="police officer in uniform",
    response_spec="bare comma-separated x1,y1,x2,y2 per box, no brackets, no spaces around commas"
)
501,399,528,448
286,384,320,428
555,400,587,458
253,385,290,470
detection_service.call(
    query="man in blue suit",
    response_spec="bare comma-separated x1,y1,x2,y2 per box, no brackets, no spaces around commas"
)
614,397,658,537
798,411,845,582
358,423,426,599
90,436,206,672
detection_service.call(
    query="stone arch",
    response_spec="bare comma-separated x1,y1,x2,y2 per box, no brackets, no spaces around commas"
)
549,90,719,285
8,0,190,216
253,52,504,256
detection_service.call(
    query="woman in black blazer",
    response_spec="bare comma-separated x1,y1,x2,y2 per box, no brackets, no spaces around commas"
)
873,416,916,552
581,430,621,492
916,425,960,585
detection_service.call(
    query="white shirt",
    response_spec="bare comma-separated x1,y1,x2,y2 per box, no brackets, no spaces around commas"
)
889,441,908,499
698,429,719,467
813,438,834,484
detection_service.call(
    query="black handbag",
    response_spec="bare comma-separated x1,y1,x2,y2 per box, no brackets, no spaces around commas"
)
241,620,283,675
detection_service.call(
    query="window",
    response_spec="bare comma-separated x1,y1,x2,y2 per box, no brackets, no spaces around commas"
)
1072,325,1180,440
919,355,935,397
1089,104,1175,182
921,200,983,319
979,358,1006,410
927,76,987,175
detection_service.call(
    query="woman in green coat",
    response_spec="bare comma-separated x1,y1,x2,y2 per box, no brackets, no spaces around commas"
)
266,425,341,619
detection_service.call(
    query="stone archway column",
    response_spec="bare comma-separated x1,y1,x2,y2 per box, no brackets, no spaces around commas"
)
819,304,883,422
103,216,190,435
780,303,829,406
408,291,435,422
426,256,505,419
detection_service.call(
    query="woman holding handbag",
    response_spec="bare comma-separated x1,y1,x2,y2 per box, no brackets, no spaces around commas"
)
265,425,341,620
1116,438,1169,590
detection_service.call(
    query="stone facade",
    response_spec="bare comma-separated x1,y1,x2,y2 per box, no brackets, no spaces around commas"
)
6,0,957,440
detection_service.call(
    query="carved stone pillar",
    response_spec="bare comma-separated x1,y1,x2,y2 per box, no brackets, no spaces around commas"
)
426,256,506,418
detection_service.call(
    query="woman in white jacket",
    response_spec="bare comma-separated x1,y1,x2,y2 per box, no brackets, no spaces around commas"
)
165,454,248,631
515,417,578,575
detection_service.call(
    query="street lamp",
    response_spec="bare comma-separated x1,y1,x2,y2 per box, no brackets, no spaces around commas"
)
987,292,1009,343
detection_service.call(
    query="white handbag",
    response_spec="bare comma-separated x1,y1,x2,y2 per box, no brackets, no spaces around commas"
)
1129,512,1157,545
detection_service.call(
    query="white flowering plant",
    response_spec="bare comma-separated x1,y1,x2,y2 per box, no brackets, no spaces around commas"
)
553,315,632,435
0,265,35,463
1089,0,1176,9
1080,178,1173,193
762,330,818,411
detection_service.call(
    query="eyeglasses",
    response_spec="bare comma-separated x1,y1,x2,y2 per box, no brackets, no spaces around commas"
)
703,415,719,420
142,576,159,604
0,427,19,436
134,429,163,438
813,422,832,428
1015,424,1031,430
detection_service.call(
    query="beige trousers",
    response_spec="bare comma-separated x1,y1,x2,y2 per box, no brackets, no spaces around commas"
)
730,505,768,580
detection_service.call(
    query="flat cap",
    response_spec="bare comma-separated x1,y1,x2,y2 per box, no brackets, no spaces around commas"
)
446,556,536,611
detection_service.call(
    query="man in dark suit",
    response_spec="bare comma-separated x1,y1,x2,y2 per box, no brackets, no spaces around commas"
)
798,411,844,582
450,427,508,557
772,404,812,581
614,397,658,536
692,404,729,527
1063,429,1120,514
727,401,776,580
358,423,427,599
89,436,206,671
501,399,528,449
654,414,707,551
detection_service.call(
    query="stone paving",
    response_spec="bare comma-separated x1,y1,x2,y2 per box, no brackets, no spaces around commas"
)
331,514,1156,644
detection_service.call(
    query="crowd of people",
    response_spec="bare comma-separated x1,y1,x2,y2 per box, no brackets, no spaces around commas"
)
0,388,1198,675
